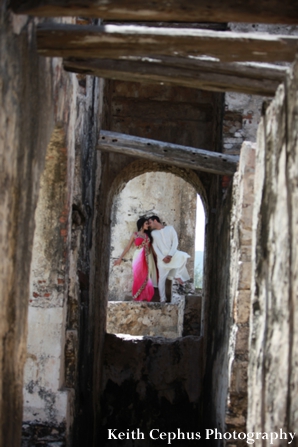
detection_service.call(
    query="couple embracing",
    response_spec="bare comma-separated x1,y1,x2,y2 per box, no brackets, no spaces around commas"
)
113,215,190,303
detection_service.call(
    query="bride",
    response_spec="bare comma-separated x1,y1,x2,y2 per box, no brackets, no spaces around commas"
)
113,217,158,301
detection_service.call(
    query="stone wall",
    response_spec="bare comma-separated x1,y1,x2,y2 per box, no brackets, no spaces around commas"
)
247,57,298,442
201,142,255,439
222,24,298,156
109,172,197,301
200,175,232,434
107,301,184,338
23,70,101,446
223,93,263,155
0,9,70,447
23,126,71,444
68,75,103,447
0,6,102,446
99,333,203,446
225,142,255,443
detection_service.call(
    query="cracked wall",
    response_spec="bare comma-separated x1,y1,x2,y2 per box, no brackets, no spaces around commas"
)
0,11,105,445
22,72,102,446
99,333,203,446
0,7,90,446
225,142,255,444
247,56,298,441
23,126,71,439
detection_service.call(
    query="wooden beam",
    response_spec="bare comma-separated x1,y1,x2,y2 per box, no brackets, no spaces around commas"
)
64,57,288,96
97,131,239,176
37,24,298,63
11,0,298,25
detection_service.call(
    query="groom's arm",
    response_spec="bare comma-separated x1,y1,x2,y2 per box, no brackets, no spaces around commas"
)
168,226,178,257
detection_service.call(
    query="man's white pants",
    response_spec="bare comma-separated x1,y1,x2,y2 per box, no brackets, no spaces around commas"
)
158,258,190,302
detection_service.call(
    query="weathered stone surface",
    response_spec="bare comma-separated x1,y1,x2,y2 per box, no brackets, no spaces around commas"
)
182,294,202,336
0,8,82,446
229,360,248,394
247,56,298,438
106,301,184,338
218,141,255,437
65,330,78,388
222,24,298,156
4,7,298,447
223,94,263,155
22,66,101,446
234,325,249,355
30,126,68,309
233,291,251,324
22,421,66,447
238,261,252,290
99,333,203,444
0,8,102,446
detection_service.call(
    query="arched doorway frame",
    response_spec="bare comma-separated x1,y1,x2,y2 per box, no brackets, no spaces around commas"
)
108,159,208,213
90,155,208,444
108,161,208,301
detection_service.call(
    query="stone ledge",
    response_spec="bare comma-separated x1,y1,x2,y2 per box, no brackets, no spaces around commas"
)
107,300,184,338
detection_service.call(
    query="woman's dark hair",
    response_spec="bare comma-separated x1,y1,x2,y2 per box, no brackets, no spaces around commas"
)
137,217,147,231
137,217,153,242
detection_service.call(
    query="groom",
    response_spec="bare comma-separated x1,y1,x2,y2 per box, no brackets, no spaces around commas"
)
148,215,190,303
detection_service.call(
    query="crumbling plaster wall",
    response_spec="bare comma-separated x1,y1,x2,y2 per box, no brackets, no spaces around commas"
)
0,9,71,447
109,172,197,301
23,70,101,447
223,92,263,155
209,53,298,446
202,143,255,442
23,126,71,436
224,142,255,443
247,57,298,440
0,6,102,447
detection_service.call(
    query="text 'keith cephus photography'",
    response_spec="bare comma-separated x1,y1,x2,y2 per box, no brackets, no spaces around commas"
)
107,428,296,444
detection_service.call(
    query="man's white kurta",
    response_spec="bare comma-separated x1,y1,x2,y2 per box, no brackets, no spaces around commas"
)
152,226,189,270
151,226,190,301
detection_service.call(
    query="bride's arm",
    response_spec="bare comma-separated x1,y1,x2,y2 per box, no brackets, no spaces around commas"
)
113,233,135,266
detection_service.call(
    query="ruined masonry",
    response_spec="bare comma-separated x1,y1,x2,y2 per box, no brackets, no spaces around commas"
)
1,3,298,447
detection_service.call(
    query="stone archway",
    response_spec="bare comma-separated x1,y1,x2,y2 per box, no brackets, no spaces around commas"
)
108,170,196,301
107,159,208,214
89,155,208,444
93,160,207,445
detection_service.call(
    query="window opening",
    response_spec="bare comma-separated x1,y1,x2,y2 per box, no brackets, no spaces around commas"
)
194,195,205,290
107,170,205,339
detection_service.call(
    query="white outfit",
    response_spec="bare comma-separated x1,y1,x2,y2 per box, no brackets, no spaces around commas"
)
151,225,190,302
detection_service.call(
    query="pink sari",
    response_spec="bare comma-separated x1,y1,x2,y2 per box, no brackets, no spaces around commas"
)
132,234,154,302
